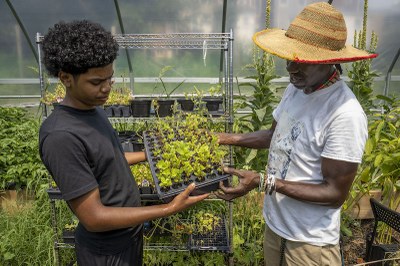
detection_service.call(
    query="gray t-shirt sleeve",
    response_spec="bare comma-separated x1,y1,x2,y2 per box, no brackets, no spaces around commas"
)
41,130,98,201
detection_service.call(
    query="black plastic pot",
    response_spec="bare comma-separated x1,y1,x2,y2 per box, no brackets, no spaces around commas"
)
112,105,122,117
118,132,133,152
130,99,152,117
204,97,223,112
139,186,153,195
103,105,114,117
155,99,175,117
120,105,131,117
132,141,144,152
177,99,195,111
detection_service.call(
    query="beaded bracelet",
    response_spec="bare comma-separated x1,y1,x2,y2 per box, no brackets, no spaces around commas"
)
258,172,265,193
265,174,276,195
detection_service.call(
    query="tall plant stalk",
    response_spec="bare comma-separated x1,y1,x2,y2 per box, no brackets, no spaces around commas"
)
347,0,379,115
233,0,279,172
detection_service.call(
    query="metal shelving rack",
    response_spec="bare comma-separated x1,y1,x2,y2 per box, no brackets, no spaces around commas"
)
37,31,234,265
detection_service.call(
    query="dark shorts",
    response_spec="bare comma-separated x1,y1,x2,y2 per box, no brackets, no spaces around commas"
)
75,233,143,266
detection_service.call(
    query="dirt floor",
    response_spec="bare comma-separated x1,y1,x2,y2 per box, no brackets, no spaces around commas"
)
342,219,374,265
342,219,400,265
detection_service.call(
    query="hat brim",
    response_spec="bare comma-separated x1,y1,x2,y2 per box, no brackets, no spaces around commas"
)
253,29,378,64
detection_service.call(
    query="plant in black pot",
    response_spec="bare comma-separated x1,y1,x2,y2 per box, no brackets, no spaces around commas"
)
153,66,185,117
177,92,196,112
203,84,224,114
131,163,154,194
63,219,78,244
105,87,132,117
41,81,66,108
130,97,152,117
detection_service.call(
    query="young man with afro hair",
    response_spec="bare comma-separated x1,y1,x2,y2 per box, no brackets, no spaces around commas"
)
39,20,208,266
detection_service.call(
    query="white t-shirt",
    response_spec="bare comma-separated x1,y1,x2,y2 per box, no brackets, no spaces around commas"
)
263,80,368,246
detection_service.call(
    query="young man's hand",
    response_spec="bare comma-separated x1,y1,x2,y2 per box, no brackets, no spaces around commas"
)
166,183,209,215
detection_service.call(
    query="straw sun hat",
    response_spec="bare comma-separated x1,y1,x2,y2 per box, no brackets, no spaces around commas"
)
253,2,378,64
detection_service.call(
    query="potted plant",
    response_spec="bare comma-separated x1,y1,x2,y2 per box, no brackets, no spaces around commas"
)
105,87,132,117
177,92,196,112
203,84,224,113
41,81,66,107
153,66,185,117
62,219,78,244
130,97,152,117
130,163,154,194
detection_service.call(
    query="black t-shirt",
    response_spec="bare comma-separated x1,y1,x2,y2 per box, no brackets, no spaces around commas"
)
39,105,142,254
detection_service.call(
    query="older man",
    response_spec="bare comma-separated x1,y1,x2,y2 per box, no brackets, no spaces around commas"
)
217,2,377,265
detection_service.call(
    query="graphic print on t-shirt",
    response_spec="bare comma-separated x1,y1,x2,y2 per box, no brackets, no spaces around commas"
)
268,111,303,180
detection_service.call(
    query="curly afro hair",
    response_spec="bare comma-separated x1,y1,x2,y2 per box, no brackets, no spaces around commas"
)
41,20,119,77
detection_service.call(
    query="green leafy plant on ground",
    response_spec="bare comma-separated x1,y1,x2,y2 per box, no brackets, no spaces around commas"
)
0,107,48,190
231,191,265,265
342,95,400,241
0,184,75,266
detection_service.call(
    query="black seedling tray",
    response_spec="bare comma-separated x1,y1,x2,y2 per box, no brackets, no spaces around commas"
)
47,187,63,200
189,216,229,252
143,131,230,202
62,230,75,244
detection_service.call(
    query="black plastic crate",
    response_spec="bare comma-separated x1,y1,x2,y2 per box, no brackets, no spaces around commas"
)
370,244,399,266
143,131,230,202
189,216,229,252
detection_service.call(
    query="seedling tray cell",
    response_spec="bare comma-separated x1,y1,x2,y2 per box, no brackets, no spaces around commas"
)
62,230,75,244
143,131,230,202
189,216,229,252
47,187,63,200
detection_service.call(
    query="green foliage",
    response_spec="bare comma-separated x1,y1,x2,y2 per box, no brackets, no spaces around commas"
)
41,81,66,105
233,49,280,172
153,113,227,188
106,87,132,105
347,0,379,115
342,95,400,239
143,250,226,266
232,191,264,265
131,163,154,187
0,184,75,266
154,65,185,98
0,107,48,190
358,95,400,207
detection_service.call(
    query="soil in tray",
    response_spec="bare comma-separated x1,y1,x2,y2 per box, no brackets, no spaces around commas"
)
143,131,230,202
189,217,229,251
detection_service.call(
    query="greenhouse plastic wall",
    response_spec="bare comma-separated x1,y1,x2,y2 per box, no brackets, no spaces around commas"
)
0,0,399,106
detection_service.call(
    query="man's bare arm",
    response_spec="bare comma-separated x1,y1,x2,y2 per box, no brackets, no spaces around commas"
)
218,120,277,149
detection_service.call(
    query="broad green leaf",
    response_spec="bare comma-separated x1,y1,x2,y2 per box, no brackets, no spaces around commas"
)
364,139,374,155
245,149,258,164
374,154,383,167
374,121,385,142
254,107,267,123
359,166,370,183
